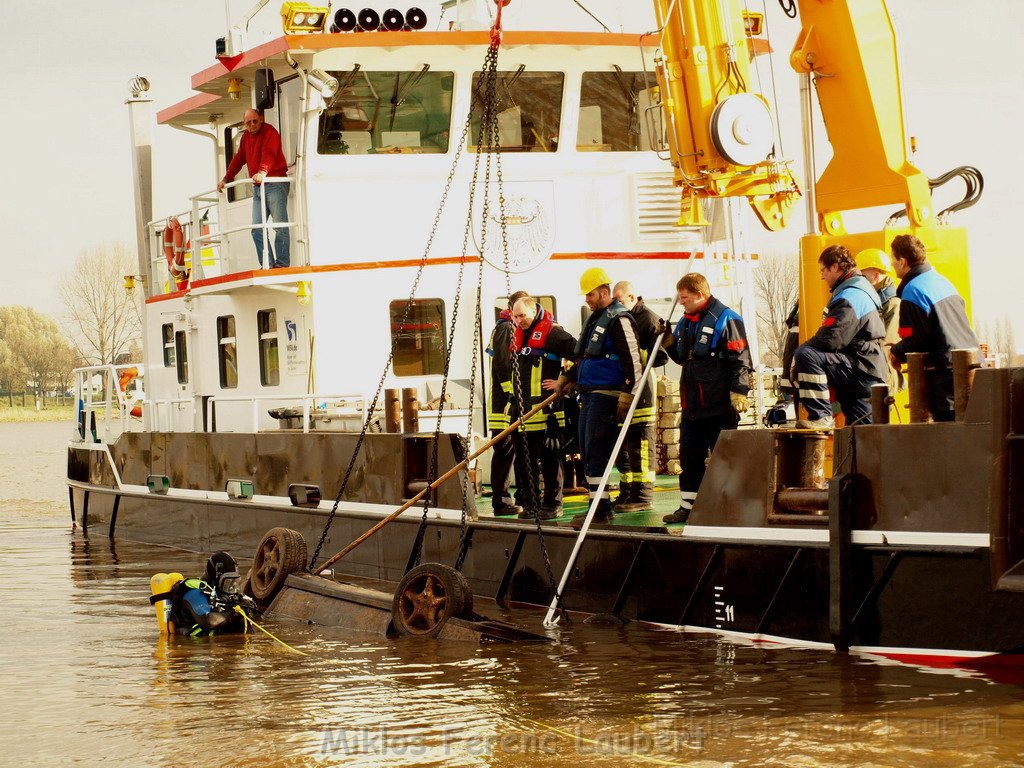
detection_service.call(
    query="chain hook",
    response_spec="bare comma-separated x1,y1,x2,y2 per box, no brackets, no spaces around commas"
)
490,0,511,50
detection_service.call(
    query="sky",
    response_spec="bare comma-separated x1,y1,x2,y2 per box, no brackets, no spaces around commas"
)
2,0,1023,346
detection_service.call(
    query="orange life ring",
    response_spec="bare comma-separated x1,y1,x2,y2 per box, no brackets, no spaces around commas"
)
162,217,189,290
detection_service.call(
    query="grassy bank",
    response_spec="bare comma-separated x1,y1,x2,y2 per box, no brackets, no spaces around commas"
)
0,404,74,423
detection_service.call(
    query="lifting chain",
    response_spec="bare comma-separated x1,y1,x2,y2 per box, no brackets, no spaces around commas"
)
308,54,482,570
480,49,570,624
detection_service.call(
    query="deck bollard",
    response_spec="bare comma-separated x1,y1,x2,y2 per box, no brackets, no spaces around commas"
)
401,387,419,433
385,388,401,433
952,348,980,422
870,383,891,424
906,352,932,423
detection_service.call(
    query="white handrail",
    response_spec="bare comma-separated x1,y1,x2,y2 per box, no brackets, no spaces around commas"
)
73,364,145,442
146,176,297,293
206,393,369,434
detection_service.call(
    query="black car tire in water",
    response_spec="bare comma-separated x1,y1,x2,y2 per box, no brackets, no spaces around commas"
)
249,527,308,601
391,563,474,637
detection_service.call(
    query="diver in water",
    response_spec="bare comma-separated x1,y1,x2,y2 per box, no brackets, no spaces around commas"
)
152,552,254,636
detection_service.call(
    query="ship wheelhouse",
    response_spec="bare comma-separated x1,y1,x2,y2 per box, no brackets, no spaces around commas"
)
133,29,737,438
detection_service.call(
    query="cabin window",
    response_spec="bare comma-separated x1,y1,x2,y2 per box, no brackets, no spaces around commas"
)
174,331,189,384
470,70,564,152
390,299,446,376
217,315,238,389
317,70,455,155
578,71,663,152
493,295,557,321
257,309,280,386
162,324,175,367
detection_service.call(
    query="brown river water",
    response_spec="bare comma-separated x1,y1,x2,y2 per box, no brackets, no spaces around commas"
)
3,421,1024,766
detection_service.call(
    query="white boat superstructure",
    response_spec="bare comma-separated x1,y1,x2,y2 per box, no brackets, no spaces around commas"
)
107,11,765,441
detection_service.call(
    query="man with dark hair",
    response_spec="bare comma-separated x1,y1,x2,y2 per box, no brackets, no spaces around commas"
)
611,281,667,512
792,245,888,429
485,290,530,516
662,272,751,524
506,296,577,519
889,234,981,421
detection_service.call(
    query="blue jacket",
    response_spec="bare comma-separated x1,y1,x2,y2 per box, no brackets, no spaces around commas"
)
574,301,642,392
805,270,888,382
666,296,752,420
891,264,980,369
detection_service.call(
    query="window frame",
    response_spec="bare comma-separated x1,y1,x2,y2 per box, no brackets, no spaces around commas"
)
217,315,239,390
174,330,189,384
162,324,175,368
257,309,280,387
389,298,447,377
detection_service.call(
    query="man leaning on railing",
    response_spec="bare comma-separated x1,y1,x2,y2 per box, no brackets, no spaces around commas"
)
217,109,290,269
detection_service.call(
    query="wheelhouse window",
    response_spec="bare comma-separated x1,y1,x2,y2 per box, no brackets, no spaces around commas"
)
257,309,280,386
493,295,557,321
578,70,663,152
390,299,446,376
162,324,175,367
217,315,238,389
174,331,189,384
470,70,564,151
317,69,455,155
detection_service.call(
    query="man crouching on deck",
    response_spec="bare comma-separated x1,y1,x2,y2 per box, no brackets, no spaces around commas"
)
662,273,752,525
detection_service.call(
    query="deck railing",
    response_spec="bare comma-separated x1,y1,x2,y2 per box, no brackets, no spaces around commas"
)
146,176,296,295
72,364,144,443
205,393,369,434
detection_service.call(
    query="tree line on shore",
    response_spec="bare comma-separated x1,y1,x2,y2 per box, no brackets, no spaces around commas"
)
0,243,141,408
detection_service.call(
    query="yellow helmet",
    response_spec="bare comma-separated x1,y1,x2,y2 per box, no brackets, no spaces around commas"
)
855,248,891,275
579,266,611,295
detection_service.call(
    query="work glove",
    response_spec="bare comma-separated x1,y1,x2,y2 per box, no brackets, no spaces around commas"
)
554,374,574,398
252,171,267,186
659,320,675,349
616,391,633,424
730,392,750,416
544,414,562,452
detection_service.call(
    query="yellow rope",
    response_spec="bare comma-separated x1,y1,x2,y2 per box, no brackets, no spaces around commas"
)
514,715,690,767
233,606,309,656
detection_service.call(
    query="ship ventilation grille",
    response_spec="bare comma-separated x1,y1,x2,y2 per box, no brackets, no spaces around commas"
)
632,172,713,242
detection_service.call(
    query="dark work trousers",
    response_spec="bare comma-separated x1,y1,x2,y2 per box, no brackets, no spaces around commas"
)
679,412,738,513
615,421,656,502
512,430,564,510
794,345,880,425
579,392,619,514
489,429,516,508
560,393,587,489
928,369,956,422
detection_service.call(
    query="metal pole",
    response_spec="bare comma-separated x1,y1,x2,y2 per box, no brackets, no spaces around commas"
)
312,392,561,575
543,297,679,627
800,73,818,235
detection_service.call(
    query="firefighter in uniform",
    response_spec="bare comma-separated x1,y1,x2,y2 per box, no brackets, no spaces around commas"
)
888,234,981,421
611,281,667,512
506,296,577,519
663,273,752,524
792,245,889,429
556,267,643,527
856,247,905,393
485,290,529,516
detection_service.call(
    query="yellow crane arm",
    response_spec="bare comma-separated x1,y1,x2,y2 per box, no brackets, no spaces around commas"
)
790,0,932,235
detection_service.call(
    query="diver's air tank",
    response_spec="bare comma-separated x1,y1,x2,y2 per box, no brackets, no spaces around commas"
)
150,573,184,634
